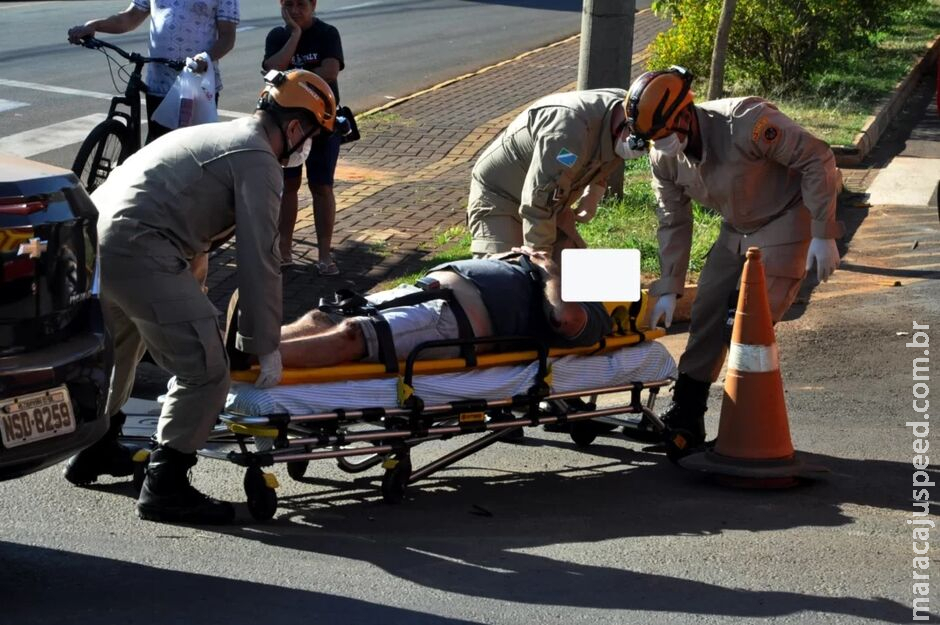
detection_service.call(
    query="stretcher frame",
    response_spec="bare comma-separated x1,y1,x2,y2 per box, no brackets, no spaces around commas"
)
180,330,680,521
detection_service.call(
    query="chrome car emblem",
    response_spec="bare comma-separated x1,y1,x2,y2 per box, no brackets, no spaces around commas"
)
17,237,47,259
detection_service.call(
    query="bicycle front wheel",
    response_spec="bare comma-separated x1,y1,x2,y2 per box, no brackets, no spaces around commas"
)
71,119,131,193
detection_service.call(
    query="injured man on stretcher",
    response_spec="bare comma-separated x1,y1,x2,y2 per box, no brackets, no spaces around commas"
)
227,247,612,371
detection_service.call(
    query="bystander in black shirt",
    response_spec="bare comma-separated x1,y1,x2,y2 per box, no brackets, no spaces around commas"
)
264,19,344,102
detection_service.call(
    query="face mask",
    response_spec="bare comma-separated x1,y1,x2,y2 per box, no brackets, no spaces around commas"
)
615,137,645,160
651,132,687,158
284,136,312,168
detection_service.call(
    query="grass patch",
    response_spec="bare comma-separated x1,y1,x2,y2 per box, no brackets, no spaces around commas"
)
380,226,472,289
751,0,940,145
358,110,415,129
582,157,721,281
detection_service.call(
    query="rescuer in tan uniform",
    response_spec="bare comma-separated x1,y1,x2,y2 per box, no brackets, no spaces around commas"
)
64,70,337,525
467,89,645,260
628,66,843,447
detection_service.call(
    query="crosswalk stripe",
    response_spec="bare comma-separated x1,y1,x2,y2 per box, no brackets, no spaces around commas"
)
0,78,247,118
0,78,114,101
0,99,29,114
0,114,107,158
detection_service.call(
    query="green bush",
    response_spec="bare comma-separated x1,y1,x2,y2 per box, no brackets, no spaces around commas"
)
649,0,918,92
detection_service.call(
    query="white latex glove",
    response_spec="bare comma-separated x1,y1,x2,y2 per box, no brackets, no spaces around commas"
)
574,184,605,223
805,237,839,282
650,293,677,329
255,350,283,388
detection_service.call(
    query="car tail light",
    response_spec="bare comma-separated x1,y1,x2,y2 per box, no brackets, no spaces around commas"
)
0,196,47,215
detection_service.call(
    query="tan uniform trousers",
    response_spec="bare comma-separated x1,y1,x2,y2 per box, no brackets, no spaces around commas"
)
680,228,810,383
467,179,586,262
100,253,229,454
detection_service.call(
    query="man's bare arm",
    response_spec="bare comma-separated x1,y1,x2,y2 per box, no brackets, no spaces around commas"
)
315,58,341,83
207,20,237,63
262,7,302,71
513,247,587,338
68,4,149,42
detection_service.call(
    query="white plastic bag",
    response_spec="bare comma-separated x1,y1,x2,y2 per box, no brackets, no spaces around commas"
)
192,56,217,125
151,57,218,130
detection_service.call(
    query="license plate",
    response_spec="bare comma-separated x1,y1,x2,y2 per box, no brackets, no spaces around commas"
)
0,385,75,449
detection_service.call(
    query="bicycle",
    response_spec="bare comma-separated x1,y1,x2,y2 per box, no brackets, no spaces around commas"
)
70,37,183,193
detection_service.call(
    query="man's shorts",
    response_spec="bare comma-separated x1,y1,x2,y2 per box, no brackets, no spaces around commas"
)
283,132,342,186
354,285,462,362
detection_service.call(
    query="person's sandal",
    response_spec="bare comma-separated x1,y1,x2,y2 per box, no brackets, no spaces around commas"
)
316,260,340,276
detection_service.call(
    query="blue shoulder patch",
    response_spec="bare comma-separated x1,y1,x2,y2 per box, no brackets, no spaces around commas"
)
556,148,578,168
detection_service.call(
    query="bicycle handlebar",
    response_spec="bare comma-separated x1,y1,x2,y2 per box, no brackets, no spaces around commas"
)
76,36,185,71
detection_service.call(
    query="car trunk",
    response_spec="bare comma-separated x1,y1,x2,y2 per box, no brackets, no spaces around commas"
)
0,170,98,357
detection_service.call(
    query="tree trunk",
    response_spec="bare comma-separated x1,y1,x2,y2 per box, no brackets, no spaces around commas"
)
707,0,738,100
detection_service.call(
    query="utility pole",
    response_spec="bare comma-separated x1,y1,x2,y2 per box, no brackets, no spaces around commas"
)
578,0,636,197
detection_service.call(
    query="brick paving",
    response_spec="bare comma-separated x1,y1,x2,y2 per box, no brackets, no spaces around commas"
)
206,11,671,322
203,8,894,324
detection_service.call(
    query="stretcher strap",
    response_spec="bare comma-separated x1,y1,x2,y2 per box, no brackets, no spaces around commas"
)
371,315,399,373
370,288,478,368
319,286,478,373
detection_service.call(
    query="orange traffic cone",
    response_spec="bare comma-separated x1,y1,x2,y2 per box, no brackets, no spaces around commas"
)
680,247,825,487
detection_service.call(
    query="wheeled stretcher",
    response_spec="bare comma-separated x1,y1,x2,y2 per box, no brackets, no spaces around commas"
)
182,300,681,521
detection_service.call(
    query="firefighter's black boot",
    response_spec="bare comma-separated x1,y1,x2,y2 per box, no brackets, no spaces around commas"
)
657,373,710,447
624,373,710,448
136,445,235,525
63,411,136,485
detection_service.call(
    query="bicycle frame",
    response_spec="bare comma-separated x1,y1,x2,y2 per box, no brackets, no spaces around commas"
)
81,38,183,153
105,60,147,154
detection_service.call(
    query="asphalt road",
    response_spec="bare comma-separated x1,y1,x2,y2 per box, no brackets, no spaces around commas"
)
2,3,935,624
0,278,932,625
0,0,642,171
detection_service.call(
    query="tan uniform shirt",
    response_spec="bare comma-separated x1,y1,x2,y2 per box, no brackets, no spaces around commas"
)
649,97,843,296
94,116,283,355
470,89,626,250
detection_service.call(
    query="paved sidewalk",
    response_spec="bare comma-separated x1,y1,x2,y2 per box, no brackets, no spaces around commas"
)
203,7,934,328
204,10,671,322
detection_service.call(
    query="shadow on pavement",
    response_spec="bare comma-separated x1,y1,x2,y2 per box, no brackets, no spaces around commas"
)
0,541,479,625
206,446,912,622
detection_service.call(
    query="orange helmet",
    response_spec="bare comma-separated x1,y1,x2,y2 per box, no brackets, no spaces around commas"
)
624,66,694,149
258,69,336,132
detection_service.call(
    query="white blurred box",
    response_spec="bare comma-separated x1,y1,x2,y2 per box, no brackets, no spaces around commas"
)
560,249,640,302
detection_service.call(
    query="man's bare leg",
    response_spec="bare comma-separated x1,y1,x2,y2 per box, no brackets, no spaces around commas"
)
279,319,367,368
278,176,303,264
311,183,336,268
281,309,337,341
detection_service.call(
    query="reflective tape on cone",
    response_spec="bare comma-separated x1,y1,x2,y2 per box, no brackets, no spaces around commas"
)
727,341,779,373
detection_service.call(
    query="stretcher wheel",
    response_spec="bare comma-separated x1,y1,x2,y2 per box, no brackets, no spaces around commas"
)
286,460,309,480
244,467,278,521
381,456,412,504
569,421,597,448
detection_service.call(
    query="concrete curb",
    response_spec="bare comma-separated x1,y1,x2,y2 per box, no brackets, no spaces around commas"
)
358,34,581,119
357,8,653,120
833,34,940,167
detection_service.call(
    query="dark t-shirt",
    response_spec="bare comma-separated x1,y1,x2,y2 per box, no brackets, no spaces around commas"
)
264,19,344,103
432,259,611,349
